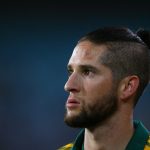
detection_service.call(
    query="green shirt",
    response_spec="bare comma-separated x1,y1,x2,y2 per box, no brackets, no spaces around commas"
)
59,121,150,150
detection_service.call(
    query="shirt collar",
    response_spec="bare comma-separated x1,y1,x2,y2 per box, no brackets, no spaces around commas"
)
125,120,149,150
72,121,149,150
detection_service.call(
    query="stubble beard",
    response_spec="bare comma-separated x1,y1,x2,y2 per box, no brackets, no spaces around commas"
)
64,87,118,128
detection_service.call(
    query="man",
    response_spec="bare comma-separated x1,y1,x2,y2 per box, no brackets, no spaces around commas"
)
59,27,150,150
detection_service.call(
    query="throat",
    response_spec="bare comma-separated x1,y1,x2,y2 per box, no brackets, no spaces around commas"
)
83,119,134,150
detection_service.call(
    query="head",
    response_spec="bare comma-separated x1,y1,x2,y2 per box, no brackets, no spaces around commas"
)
64,27,150,128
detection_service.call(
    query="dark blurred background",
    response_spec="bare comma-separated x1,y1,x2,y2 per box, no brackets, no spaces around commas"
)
0,1,150,150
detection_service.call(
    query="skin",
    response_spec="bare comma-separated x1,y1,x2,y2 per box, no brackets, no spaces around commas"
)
64,41,118,128
64,40,139,150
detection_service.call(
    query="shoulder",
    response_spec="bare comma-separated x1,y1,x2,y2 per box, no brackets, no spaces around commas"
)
58,143,73,150
144,135,150,150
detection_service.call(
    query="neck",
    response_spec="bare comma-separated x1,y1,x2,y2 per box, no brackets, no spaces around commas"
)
84,108,134,150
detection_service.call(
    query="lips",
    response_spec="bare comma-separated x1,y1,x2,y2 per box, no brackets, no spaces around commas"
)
66,98,80,109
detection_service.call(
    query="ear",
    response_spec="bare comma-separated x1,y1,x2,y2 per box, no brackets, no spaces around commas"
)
118,76,140,101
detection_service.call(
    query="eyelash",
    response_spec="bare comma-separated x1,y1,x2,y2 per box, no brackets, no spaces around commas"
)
67,69,73,76
67,68,95,77
82,69,92,76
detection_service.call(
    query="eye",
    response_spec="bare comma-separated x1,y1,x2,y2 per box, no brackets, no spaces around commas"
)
83,69,92,76
67,68,73,76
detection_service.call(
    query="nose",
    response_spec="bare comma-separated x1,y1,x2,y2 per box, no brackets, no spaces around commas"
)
64,73,80,93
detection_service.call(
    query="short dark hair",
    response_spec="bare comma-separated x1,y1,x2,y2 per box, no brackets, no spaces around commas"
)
78,27,150,106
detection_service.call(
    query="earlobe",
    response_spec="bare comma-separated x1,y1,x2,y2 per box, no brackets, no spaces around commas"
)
119,76,139,101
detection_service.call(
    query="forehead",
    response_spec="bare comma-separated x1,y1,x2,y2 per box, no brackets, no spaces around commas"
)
69,41,107,63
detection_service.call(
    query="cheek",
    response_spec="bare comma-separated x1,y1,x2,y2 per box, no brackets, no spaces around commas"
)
86,80,112,95
83,80,113,103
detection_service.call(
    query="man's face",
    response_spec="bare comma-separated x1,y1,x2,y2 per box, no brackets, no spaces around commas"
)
64,41,118,128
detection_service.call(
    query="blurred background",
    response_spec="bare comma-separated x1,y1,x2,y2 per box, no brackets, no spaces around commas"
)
0,1,150,149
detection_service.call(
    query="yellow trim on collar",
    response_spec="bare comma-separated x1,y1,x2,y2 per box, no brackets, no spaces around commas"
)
144,136,150,150
58,143,73,150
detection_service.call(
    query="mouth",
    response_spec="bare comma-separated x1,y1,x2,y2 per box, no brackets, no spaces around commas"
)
66,98,80,109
